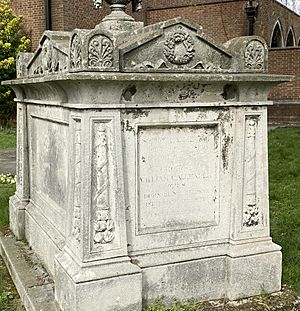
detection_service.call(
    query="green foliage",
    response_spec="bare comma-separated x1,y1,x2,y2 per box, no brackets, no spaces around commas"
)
0,127,16,148
0,0,30,125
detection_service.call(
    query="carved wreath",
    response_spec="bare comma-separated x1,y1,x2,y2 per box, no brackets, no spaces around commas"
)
164,30,195,65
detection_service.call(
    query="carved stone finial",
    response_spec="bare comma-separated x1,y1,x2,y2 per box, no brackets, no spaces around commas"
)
94,0,142,14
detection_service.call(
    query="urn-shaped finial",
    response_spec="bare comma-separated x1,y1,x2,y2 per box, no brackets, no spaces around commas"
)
93,0,142,15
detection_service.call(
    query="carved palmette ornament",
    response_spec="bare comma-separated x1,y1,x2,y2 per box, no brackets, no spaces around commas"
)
244,40,265,71
93,124,115,247
88,35,114,68
243,117,259,227
164,28,195,65
70,35,82,69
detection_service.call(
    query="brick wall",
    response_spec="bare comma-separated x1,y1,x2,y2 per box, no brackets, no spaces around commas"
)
12,0,300,50
268,48,300,100
143,0,248,43
10,0,45,50
268,47,300,124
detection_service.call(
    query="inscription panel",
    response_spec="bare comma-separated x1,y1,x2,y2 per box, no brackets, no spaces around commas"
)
136,123,220,235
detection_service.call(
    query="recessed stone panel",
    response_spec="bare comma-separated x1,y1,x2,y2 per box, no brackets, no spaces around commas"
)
136,123,220,235
30,115,69,213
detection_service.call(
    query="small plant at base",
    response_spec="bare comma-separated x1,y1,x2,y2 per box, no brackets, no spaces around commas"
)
143,299,205,311
0,173,16,184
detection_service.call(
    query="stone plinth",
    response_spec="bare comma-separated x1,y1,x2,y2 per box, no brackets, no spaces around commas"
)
3,16,292,311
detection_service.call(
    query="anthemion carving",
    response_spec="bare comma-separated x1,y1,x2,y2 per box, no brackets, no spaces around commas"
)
244,40,264,71
243,117,259,227
72,120,81,243
164,28,195,65
92,123,115,248
88,35,114,68
70,35,82,69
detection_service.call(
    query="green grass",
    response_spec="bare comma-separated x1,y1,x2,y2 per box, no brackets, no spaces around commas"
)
0,184,15,228
268,128,300,293
0,183,17,310
0,128,16,149
143,300,205,311
0,255,23,311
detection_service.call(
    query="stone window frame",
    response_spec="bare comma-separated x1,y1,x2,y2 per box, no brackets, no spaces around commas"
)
270,20,284,48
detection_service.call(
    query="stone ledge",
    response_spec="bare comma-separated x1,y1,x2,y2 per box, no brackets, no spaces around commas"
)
0,234,59,311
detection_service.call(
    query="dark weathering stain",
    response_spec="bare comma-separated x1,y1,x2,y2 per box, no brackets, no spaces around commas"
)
178,83,208,101
122,85,137,102
121,120,134,132
122,109,150,119
222,84,238,101
222,135,231,170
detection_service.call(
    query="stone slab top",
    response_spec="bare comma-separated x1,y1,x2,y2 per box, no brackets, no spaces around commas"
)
2,72,293,86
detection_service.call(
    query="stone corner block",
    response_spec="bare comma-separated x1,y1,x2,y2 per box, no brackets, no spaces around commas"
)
226,250,282,300
55,251,143,311
9,195,29,241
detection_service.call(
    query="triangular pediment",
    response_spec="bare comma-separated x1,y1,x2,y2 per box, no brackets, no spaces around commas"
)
27,31,70,76
119,18,233,72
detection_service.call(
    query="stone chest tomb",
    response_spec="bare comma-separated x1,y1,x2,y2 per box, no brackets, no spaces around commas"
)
3,1,291,310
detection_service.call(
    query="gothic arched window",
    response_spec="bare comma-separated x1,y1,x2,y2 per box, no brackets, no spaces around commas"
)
286,28,295,47
271,21,283,48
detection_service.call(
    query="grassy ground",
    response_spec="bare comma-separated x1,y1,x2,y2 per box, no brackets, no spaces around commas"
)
268,128,300,293
0,184,15,228
0,128,16,149
0,128,299,311
0,127,20,310
0,256,24,311
0,183,17,311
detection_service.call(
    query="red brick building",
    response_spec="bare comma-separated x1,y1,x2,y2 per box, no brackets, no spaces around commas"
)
10,0,300,124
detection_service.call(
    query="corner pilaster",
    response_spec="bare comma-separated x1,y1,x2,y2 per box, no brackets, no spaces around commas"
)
55,110,142,311
9,102,30,240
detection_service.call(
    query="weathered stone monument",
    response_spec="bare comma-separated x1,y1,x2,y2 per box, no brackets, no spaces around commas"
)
2,0,292,310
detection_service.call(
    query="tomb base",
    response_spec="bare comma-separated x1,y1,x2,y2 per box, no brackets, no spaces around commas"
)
133,239,282,306
55,251,143,311
9,194,28,240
